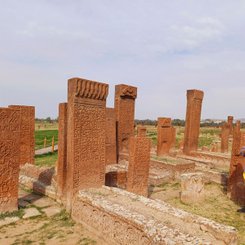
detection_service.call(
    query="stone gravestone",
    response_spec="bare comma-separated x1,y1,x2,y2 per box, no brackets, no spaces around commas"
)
127,134,151,197
228,121,245,205
157,117,175,155
0,107,21,212
221,123,230,153
65,78,109,209
8,105,35,165
105,108,117,164
57,103,68,201
227,116,233,135
115,84,137,160
183,90,204,155
180,173,205,204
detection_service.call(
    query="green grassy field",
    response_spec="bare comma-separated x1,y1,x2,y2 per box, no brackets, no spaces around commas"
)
35,130,58,150
145,126,223,150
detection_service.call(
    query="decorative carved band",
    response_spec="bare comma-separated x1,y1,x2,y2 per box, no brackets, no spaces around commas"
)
187,89,204,100
158,117,171,127
74,78,109,101
117,85,137,99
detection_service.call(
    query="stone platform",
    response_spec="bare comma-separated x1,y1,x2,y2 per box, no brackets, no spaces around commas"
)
72,186,237,245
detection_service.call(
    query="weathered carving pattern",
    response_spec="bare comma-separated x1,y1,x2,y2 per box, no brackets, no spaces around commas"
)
157,117,175,155
72,103,106,190
66,78,108,208
183,89,204,154
228,122,245,205
221,123,230,153
105,108,117,164
8,105,35,165
57,103,68,200
115,84,137,157
137,126,147,137
72,197,151,245
0,108,21,212
127,136,151,196
74,78,108,101
227,116,234,135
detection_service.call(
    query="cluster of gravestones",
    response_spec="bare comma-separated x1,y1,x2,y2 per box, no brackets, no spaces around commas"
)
0,77,244,214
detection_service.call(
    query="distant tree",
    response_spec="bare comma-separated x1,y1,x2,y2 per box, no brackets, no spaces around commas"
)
46,117,52,123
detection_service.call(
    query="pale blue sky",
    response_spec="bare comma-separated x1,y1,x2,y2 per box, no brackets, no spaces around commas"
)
0,0,245,119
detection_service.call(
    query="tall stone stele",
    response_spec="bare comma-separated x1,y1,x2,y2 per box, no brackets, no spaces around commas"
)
57,102,68,202
127,132,151,197
227,116,234,135
228,121,245,205
221,123,230,153
115,84,137,160
105,108,117,164
183,89,204,155
8,105,35,165
0,107,21,212
65,78,109,209
157,117,175,156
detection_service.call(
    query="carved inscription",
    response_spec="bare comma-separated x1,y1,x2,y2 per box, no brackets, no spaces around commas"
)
115,84,137,158
73,103,106,190
9,105,35,165
127,136,151,196
0,108,21,212
221,123,230,153
157,118,175,155
66,78,108,208
106,108,117,164
72,198,151,245
183,90,204,154
228,122,245,205
57,103,68,200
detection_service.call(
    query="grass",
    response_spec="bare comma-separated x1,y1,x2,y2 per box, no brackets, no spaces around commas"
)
0,209,24,220
35,152,58,167
35,130,58,150
35,122,58,131
145,126,223,149
155,182,245,244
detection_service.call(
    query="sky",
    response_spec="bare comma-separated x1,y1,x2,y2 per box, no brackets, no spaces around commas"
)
0,0,245,120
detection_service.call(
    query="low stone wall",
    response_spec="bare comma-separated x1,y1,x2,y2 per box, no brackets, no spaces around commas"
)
189,152,230,169
19,164,57,200
150,159,195,179
72,186,237,245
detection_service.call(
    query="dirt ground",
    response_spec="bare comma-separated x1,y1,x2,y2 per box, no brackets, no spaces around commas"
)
150,181,245,245
0,188,102,245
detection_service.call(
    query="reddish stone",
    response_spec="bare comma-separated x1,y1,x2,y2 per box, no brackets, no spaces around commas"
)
57,103,68,201
221,123,230,153
183,90,204,154
105,171,127,189
0,108,21,212
127,135,151,196
115,84,137,159
229,158,245,205
228,121,245,205
66,78,109,208
8,105,35,165
157,118,175,155
106,108,117,164
137,125,147,137
227,116,233,135
240,132,245,147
